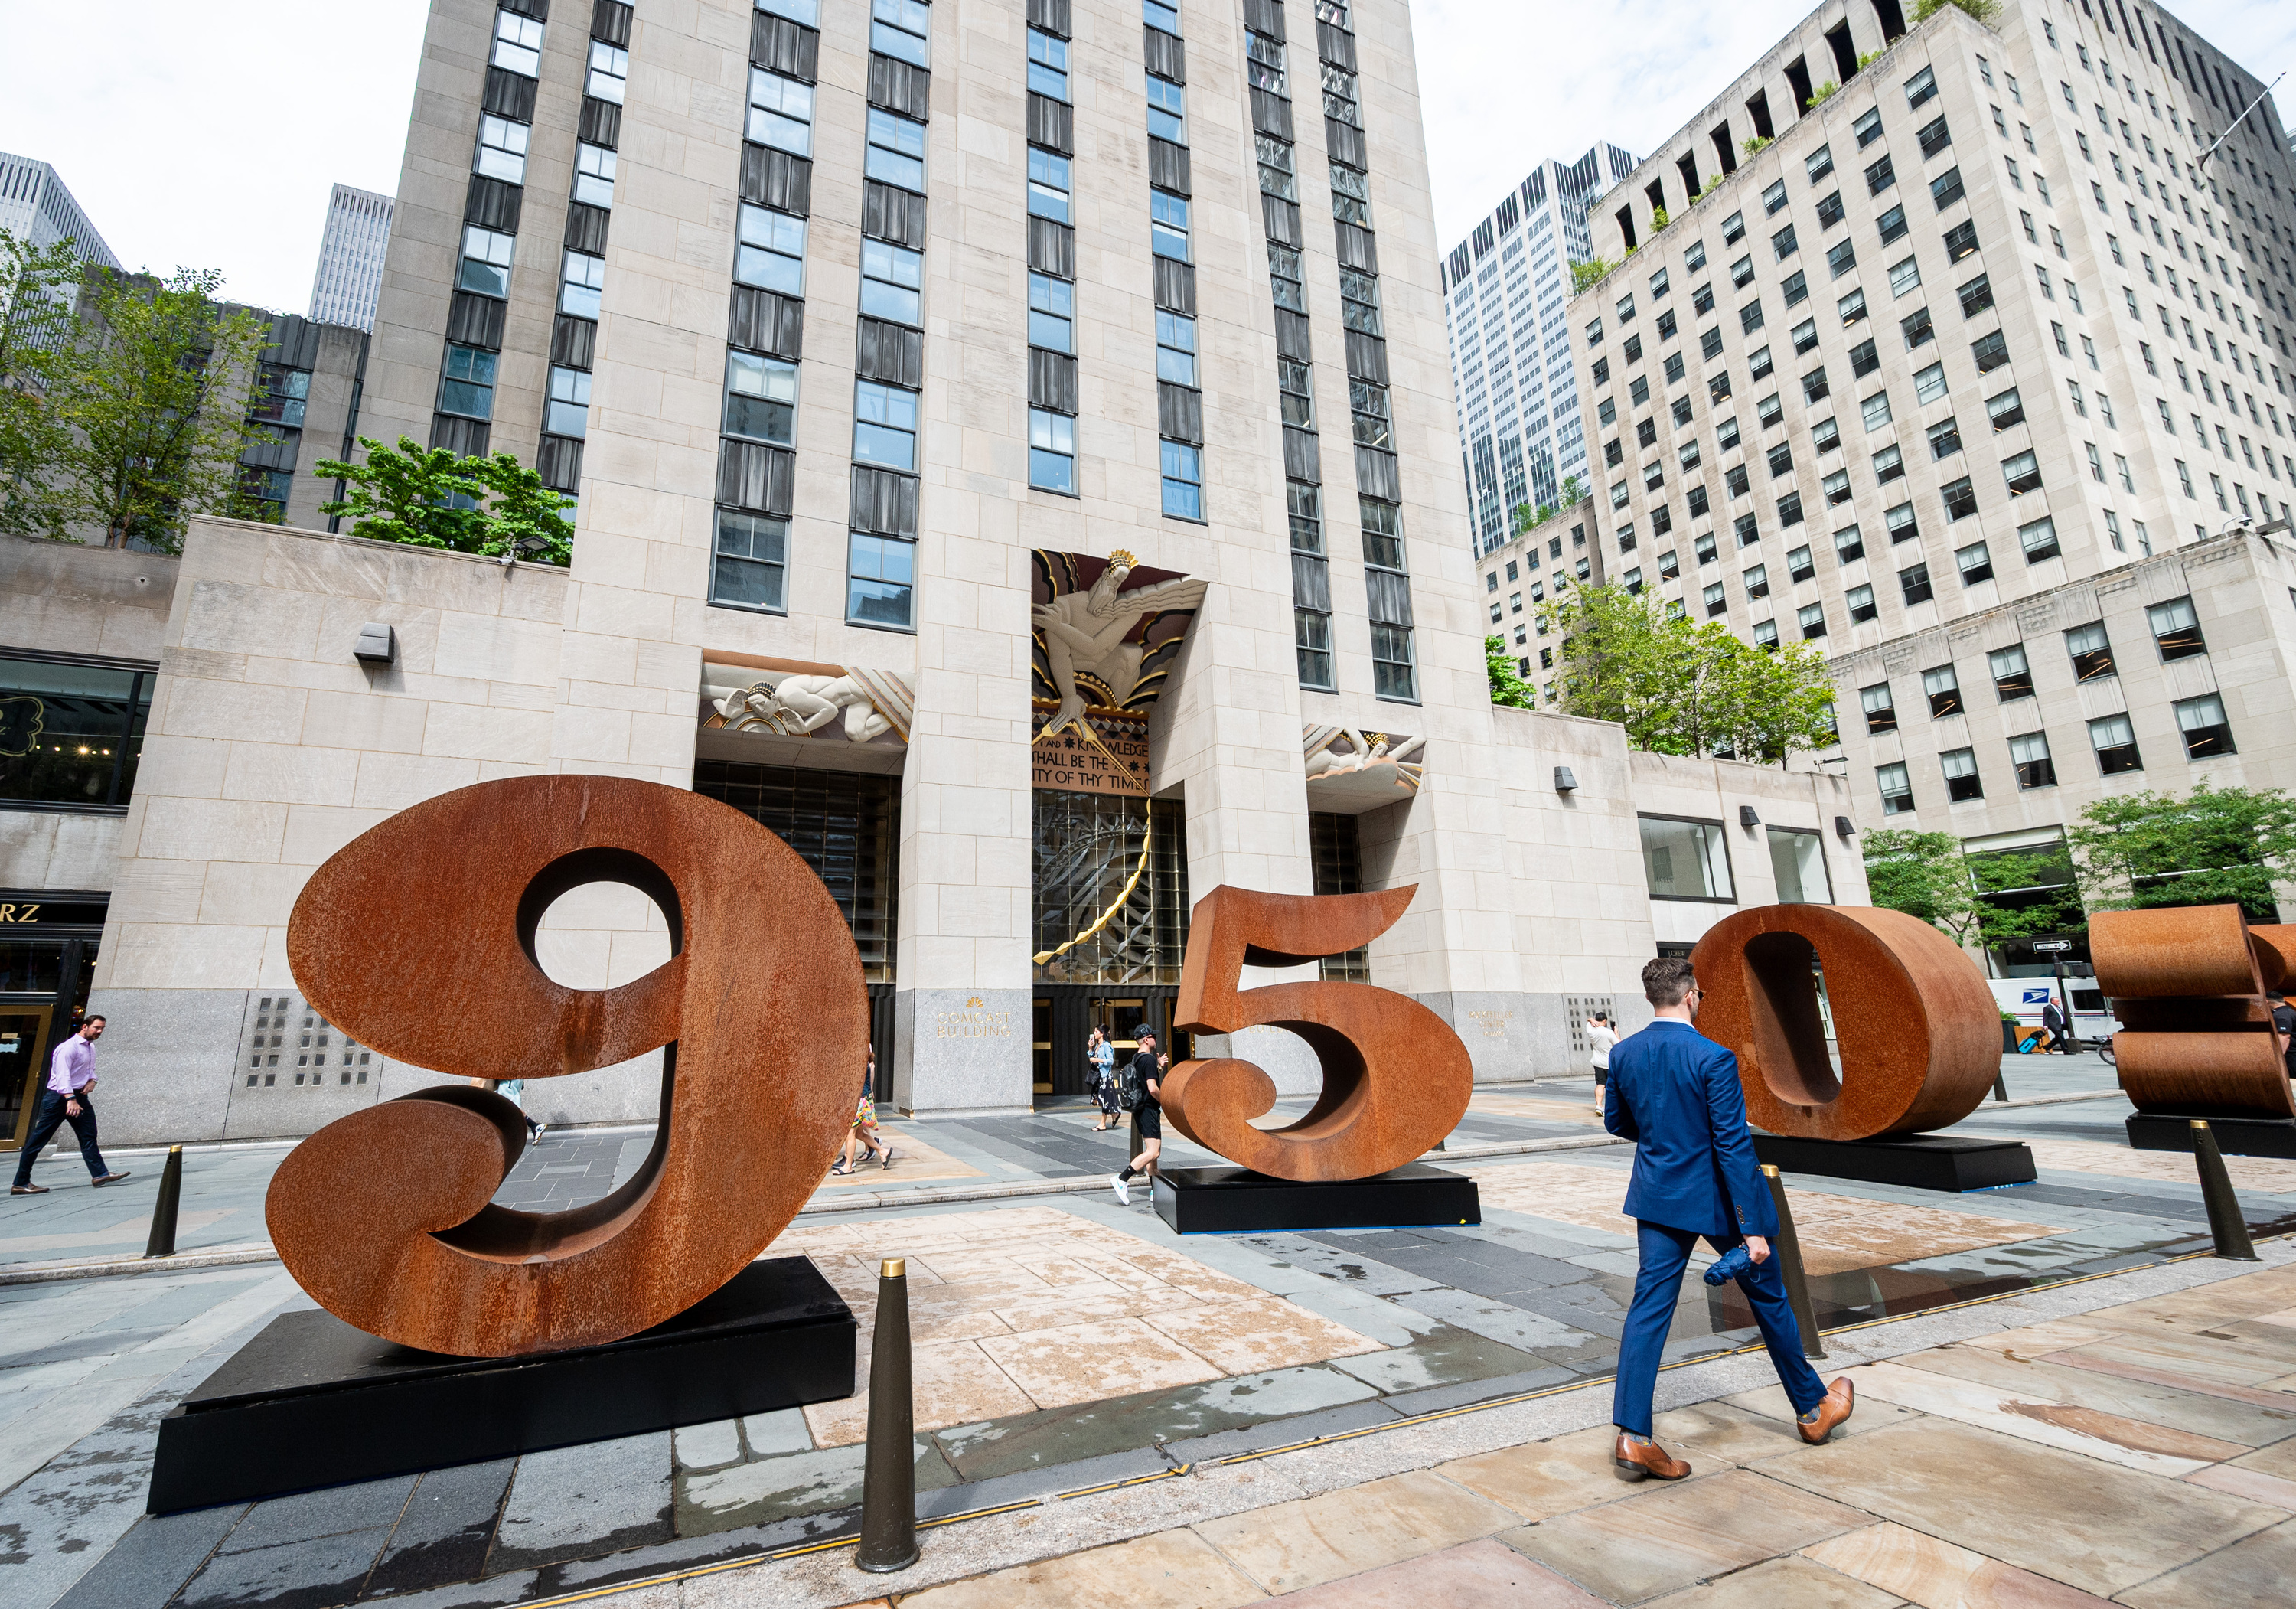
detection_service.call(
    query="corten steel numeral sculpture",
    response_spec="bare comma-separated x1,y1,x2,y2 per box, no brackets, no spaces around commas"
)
267,775,869,1358
1689,905,1999,1141
1161,886,1473,1180
2092,906,2296,1120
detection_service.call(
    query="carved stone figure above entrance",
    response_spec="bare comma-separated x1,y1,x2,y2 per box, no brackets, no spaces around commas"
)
1029,550,1204,798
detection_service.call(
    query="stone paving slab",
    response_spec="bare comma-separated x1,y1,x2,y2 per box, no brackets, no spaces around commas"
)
8,1082,2293,1608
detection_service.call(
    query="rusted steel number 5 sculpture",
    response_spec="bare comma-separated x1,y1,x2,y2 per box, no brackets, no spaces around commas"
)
1690,905,2000,1139
268,775,869,1358
1161,886,1473,1180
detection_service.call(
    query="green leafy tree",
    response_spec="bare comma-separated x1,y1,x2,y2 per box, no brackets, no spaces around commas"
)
1559,475,1583,506
7,263,272,550
0,230,86,536
1568,257,1613,295
1864,829,1987,948
1915,0,2001,24
315,435,574,565
1720,637,1840,766
1512,501,1556,536
2068,782,2296,920
1865,830,2084,960
1485,634,1536,710
1551,584,1838,765
1551,585,1692,753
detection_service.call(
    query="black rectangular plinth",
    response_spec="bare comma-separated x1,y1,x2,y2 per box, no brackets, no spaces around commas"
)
148,1257,854,1514
1751,1132,2037,1192
2128,1113,2296,1160
1152,1163,1481,1233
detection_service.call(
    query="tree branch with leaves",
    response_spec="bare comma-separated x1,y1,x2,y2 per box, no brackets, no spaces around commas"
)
315,436,573,565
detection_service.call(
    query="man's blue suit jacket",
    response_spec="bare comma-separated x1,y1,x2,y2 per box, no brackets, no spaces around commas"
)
1601,1019,1779,1239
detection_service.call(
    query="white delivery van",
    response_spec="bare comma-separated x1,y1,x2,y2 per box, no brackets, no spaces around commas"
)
1989,977,2121,1043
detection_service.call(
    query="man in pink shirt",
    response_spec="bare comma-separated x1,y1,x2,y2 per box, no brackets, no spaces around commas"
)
10,1015,130,1194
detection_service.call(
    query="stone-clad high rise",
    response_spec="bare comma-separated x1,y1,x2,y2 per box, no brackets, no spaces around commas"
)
1566,0,2296,973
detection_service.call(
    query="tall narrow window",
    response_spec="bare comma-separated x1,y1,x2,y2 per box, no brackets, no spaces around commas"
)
847,533,917,629
1160,440,1203,519
713,511,788,612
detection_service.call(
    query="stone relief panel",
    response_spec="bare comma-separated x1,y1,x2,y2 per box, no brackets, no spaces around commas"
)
1303,725,1424,811
700,654,915,748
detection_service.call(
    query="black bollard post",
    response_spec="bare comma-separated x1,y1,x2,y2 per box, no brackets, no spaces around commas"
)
1760,1164,1826,1360
143,1146,184,1260
1992,1070,2010,1102
855,1257,918,1574
2189,1121,2258,1261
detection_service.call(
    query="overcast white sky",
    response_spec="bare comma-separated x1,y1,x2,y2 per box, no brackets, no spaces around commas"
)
0,1,2288,312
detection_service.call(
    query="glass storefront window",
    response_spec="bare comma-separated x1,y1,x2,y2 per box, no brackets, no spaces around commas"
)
0,654,152,810
1639,815,1735,902
1767,827,1831,903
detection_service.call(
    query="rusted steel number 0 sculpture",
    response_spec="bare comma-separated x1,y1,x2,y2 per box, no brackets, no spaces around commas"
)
267,775,869,1358
1161,886,1473,1180
1689,905,2001,1140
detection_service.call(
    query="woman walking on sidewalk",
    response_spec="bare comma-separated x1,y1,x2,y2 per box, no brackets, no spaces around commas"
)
1088,1026,1118,1130
833,1049,895,1174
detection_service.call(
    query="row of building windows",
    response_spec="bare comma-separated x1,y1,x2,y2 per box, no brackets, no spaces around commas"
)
706,0,931,630
1858,595,2210,740
1874,690,2235,814
1243,0,1332,690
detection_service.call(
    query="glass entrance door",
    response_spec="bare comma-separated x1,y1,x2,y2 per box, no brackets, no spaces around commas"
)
1,1007,54,1149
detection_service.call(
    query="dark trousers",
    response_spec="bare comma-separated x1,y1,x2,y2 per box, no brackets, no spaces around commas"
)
11,1088,109,1186
1612,1219,1825,1437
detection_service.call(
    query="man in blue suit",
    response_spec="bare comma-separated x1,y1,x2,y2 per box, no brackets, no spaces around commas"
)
1602,956,1854,1479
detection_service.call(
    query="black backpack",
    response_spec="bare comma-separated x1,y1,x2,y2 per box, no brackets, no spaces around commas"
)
1118,1054,1146,1112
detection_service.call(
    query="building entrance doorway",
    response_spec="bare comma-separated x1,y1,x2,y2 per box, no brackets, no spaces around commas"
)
1031,987,1190,1100
0,1007,55,1149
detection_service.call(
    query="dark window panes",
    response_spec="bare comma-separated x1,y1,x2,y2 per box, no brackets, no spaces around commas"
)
0,656,148,810
2065,622,2115,682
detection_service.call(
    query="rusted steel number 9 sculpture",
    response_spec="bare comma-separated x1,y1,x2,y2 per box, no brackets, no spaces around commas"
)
267,775,869,1358
1160,886,1473,1179
1689,905,2001,1139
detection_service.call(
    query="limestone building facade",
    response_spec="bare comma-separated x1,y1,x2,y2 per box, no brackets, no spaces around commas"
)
3,0,1871,1148
1566,0,2296,963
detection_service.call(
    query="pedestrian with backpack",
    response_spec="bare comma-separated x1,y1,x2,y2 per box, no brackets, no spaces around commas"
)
1110,1026,1163,1204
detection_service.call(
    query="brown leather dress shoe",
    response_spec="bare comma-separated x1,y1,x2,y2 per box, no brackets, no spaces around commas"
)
90,1172,132,1187
1798,1376,1856,1444
1614,1432,1691,1481
9,1183,48,1195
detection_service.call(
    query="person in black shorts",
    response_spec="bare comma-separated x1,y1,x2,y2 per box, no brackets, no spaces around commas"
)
1111,1026,1163,1205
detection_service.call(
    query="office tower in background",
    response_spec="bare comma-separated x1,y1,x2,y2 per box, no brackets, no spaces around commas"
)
1443,144,1636,557
1571,0,2294,975
0,152,120,269
308,184,396,331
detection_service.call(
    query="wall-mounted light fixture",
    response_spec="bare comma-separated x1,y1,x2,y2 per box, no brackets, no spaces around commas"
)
353,623,396,665
1738,805,1761,828
1835,814,1855,838
1553,766,1579,793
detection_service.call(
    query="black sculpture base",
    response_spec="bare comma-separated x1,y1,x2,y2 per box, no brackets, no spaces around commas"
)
148,1258,854,1514
2128,1113,2296,1159
1152,1163,1481,1233
1751,1132,2037,1192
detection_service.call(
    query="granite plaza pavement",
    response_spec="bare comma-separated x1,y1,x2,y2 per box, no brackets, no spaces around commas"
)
5,1053,2294,1608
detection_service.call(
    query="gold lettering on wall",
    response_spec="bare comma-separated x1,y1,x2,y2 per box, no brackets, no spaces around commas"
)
934,1007,1014,1039
1465,1009,1513,1039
